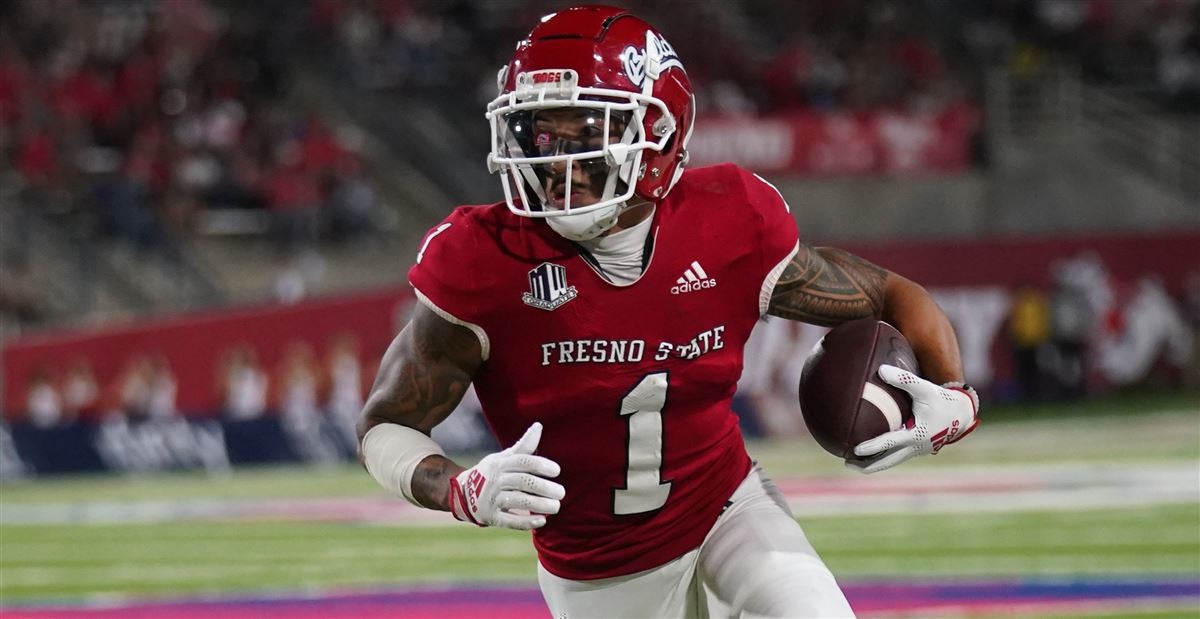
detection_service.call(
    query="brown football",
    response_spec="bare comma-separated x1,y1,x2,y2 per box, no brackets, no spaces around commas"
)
799,319,920,460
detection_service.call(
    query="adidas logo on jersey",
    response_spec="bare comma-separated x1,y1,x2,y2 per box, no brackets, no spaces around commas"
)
671,261,717,295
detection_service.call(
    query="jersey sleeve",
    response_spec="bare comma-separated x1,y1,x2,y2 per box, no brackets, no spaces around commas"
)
735,167,801,315
406,207,492,360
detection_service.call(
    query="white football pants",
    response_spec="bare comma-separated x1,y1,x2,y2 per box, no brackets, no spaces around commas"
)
537,465,855,618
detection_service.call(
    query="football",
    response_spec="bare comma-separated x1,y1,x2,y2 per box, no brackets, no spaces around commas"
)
799,319,921,460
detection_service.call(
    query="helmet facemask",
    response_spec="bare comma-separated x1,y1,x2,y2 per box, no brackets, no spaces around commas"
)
486,68,677,241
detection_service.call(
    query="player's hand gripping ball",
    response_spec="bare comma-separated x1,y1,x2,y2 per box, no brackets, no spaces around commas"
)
799,319,980,473
799,319,921,461
848,365,979,474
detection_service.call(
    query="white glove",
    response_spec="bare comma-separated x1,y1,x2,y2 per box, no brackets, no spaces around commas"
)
847,365,980,475
447,422,565,530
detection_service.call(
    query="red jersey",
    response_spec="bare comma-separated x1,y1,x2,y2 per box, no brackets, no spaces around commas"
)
408,163,799,580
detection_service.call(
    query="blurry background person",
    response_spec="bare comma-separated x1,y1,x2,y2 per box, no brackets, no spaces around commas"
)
25,367,64,429
325,333,364,453
325,154,383,245
220,344,268,421
1007,284,1051,402
145,355,179,420
264,146,322,256
1049,264,1094,401
112,355,153,421
60,359,100,421
276,340,339,464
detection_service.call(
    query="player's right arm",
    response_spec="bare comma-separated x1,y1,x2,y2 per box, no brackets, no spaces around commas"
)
357,302,481,510
356,301,564,529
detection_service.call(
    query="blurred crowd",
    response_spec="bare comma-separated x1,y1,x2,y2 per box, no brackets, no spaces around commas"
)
0,0,385,317
955,0,1200,110
314,0,1200,117
312,0,1200,116
735,0,974,115
312,0,976,116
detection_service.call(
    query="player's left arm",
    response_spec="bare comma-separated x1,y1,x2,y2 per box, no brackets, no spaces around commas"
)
767,243,979,472
766,243,963,383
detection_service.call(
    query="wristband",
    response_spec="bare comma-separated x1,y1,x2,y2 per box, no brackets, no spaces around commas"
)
361,423,446,505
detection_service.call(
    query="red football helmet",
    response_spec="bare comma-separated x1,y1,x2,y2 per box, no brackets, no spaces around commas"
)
486,5,696,240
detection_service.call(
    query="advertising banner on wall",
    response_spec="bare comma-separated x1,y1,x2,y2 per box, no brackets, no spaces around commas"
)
688,104,980,175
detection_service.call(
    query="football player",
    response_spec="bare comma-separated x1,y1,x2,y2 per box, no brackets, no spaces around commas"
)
358,6,979,617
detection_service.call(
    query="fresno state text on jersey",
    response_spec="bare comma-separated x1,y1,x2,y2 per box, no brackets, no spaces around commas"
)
539,325,726,365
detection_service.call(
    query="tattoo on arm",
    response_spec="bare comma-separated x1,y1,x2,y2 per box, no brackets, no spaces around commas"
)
767,244,888,326
362,304,481,434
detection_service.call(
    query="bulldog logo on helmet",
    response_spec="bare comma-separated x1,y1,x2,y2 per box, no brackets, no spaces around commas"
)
621,46,647,87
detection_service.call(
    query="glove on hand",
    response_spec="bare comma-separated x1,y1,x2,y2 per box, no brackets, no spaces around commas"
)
448,422,565,530
846,365,979,475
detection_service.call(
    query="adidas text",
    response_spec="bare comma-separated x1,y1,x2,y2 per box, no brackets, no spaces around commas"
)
671,279,717,295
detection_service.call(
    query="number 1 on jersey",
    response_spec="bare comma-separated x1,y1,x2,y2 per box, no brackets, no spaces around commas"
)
614,372,671,515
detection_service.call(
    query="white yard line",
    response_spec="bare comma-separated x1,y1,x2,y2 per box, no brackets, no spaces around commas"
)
780,461,1200,517
2,461,1195,526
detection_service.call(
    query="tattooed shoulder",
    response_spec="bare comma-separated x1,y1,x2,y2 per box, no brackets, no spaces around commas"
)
767,244,887,326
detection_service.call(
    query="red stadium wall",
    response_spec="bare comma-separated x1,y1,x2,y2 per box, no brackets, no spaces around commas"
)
840,230,1198,297
2,289,413,420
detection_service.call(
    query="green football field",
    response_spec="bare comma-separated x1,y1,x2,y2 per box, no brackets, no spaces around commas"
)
1,393,1197,617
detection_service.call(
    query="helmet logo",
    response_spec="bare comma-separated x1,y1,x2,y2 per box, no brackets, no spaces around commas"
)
621,45,647,88
621,31,683,90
